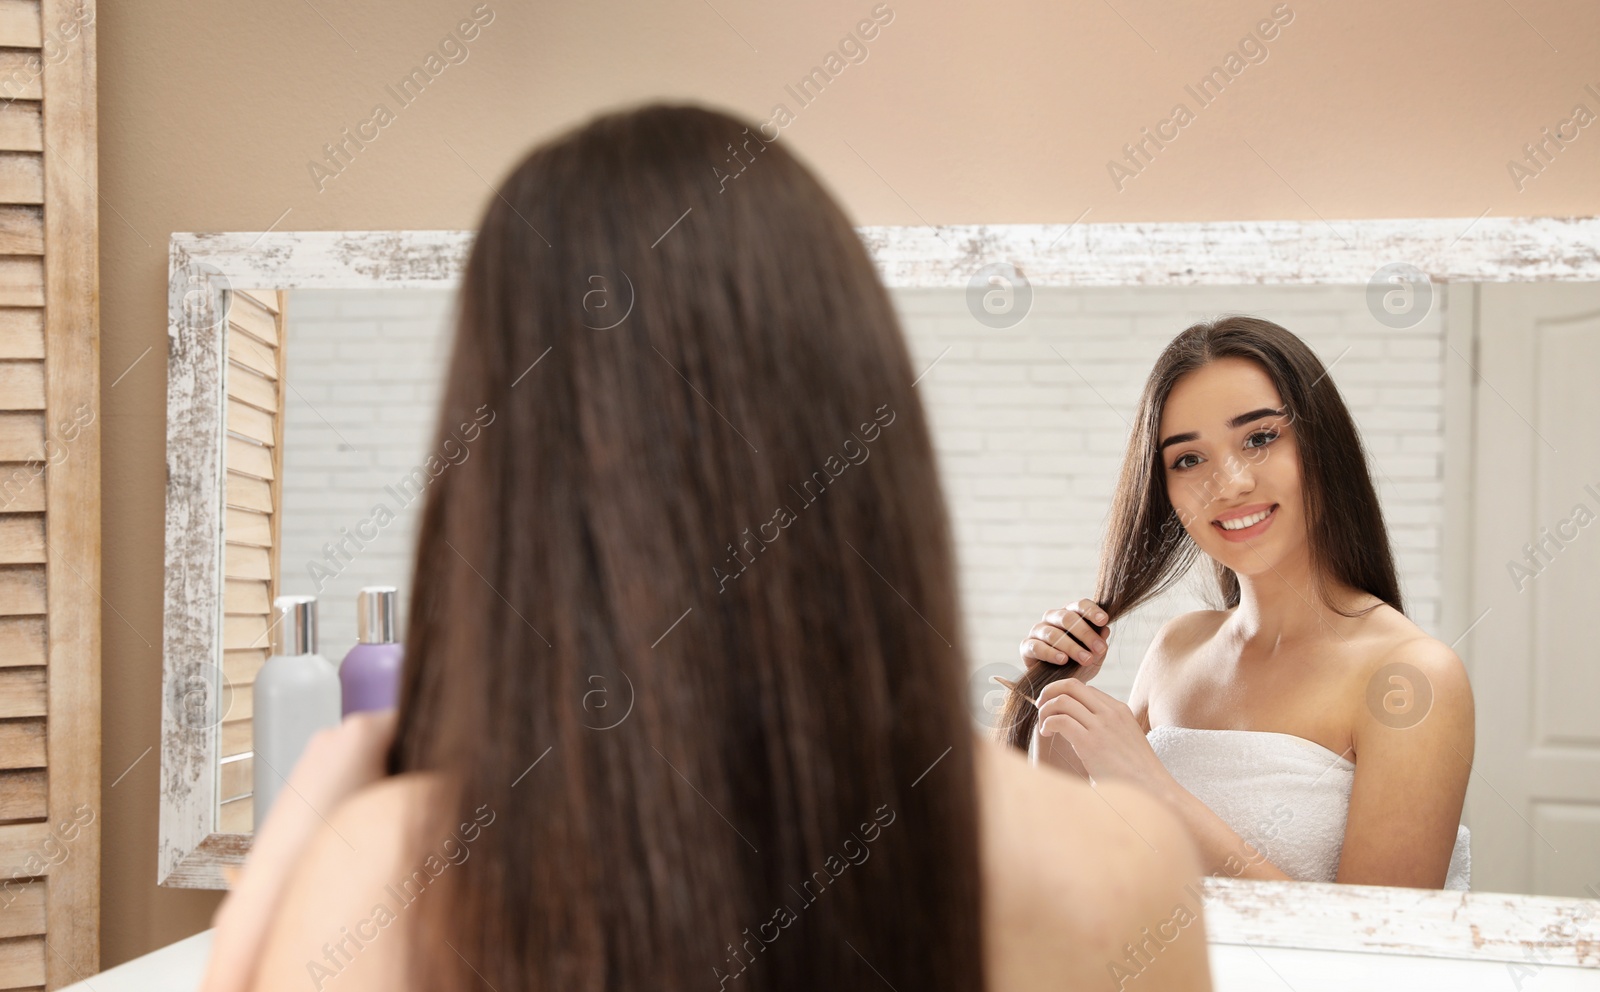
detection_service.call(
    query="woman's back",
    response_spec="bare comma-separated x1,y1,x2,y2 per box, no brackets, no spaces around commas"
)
251,736,1212,992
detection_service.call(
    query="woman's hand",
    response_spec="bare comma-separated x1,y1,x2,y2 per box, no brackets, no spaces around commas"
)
1032,678,1177,797
200,710,398,992
1020,599,1111,684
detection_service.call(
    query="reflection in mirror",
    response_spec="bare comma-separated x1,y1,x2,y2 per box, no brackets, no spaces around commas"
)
893,281,1600,900
217,288,455,834
211,279,1600,902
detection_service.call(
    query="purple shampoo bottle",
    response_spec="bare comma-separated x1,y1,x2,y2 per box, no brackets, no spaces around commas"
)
339,586,404,715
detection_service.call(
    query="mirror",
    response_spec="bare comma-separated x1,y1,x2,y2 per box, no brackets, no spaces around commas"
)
208,287,457,833
160,224,1600,970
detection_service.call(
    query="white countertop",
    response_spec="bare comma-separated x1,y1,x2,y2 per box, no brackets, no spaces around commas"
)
59,930,212,992
62,929,1600,990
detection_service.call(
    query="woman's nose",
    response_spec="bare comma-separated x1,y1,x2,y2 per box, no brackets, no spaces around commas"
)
1212,454,1256,500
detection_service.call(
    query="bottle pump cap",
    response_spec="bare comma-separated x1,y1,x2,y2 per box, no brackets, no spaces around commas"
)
357,586,398,644
271,595,318,657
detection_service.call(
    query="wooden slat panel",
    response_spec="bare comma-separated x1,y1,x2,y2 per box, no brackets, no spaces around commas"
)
0,51,42,100
225,366,275,419
0,616,43,666
223,612,268,652
234,288,280,315
224,436,272,481
218,276,270,800
226,470,271,513
224,543,269,582
224,579,269,617
0,463,42,512
221,718,250,756
226,398,274,446
0,667,42,717
0,934,45,988
0,719,42,768
225,683,252,723
270,291,285,605
0,205,40,254
0,879,44,939
0,0,41,48
225,364,275,413
0,360,42,409
0,768,43,819
224,507,270,549
220,756,251,802
0,821,49,875
0,412,41,460
0,512,42,562
0,256,42,306
0,309,42,358
227,335,276,381
0,565,42,614
0,101,40,153
223,648,266,687
229,295,279,347
0,151,41,203
218,796,252,834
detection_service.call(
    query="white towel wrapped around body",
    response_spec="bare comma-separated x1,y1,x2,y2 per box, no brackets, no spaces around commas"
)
1146,724,1470,889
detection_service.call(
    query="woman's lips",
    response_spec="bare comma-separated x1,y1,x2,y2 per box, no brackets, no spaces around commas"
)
1211,503,1278,542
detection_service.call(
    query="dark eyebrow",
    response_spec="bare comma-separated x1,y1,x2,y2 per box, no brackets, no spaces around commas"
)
1157,408,1285,452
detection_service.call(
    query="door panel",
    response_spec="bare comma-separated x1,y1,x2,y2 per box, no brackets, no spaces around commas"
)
1470,283,1600,896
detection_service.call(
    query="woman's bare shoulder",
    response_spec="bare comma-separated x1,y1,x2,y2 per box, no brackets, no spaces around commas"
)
1129,609,1228,720
972,736,1212,992
248,773,444,992
1151,609,1229,660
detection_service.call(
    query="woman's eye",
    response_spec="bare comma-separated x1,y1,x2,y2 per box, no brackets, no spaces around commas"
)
1170,430,1277,469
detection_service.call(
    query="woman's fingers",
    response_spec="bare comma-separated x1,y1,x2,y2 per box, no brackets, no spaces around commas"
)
1035,678,1098,734
1023,624,1078,666
1037,713,1086,741
1039,675,1119,714
1041,609,1109,657
1020,600,1110,669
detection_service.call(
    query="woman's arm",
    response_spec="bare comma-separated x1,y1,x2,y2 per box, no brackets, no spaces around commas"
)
1146,780,1296,882
246,777,423,992
977,739,1214,992
201,712,397,992
1034,677,1297,881
1333,637,1474,888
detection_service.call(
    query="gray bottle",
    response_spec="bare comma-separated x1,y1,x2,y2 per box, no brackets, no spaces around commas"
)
253,595,342,831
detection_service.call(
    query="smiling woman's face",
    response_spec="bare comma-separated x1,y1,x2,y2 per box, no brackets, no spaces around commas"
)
1158,356,1304,577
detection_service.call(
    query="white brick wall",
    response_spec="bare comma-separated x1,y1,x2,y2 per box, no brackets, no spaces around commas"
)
278,289,458,661
891,285,1449,704
276,284,1450,706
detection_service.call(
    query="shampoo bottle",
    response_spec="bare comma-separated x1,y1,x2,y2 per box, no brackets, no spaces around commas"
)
253,595,342,831
340,586,405,716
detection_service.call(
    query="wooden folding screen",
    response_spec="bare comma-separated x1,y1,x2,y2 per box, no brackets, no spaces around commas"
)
216,289,285,834
0,1,101,988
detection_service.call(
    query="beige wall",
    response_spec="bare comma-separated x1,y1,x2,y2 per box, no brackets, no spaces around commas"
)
97,0,1600,966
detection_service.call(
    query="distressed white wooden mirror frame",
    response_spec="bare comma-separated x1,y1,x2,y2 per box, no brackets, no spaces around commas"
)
161,221,1600,974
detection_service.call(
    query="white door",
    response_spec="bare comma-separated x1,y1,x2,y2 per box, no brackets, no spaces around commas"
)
1468,282,1600,897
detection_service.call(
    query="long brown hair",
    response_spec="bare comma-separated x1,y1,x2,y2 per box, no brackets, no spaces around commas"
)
391,103,985,990
1001,315,1403,749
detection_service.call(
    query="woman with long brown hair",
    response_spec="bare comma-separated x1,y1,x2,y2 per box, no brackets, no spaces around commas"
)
201,103,1212,991
1006,317,1473,889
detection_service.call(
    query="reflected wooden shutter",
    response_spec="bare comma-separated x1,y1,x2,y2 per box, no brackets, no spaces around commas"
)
218,289,286,834
0,0,101,988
